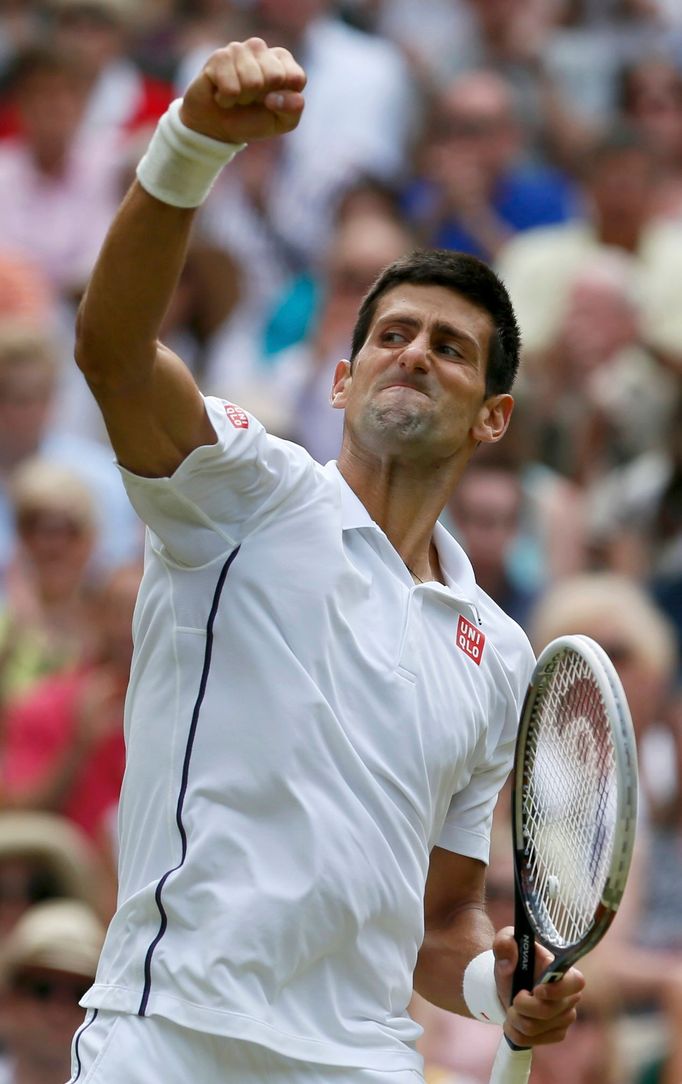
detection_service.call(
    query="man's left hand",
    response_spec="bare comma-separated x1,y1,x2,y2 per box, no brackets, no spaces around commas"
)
493,927,585,1047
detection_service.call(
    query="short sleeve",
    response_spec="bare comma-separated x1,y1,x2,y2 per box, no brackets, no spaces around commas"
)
118,396,314,567
436,627,535,863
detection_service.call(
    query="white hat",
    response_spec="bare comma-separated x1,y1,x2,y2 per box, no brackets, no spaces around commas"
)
0,812,99,906
0,899,104,984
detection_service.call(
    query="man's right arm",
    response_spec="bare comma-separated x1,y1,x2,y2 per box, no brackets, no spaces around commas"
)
75,38,306,479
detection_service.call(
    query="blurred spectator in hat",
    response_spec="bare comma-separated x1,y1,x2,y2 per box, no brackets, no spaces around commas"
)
0,563,140,844
497,125,682,377
0,460,99,714
519,248,677,486
0,812,105,937
403,68,579,263
48,0,174,139
0,44,125,301
588,388,682,579
0,321,142,584
587,389,682,661
0,899,104,1084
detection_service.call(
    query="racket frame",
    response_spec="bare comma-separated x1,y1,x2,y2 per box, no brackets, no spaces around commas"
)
510,634,638,993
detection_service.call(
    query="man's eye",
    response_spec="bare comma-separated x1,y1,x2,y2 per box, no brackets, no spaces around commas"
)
382,330,407,344
438,343,462,358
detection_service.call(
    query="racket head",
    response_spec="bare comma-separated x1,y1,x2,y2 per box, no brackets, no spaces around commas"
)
511,634,638,987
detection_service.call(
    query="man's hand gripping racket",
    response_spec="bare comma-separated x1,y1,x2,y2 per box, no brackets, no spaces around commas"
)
489,635,638,1084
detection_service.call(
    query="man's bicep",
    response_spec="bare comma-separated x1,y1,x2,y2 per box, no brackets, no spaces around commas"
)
88,343,217,479
423,846,488,930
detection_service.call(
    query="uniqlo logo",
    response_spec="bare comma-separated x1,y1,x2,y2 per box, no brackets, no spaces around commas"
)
456,615,485,665
224,403,249,429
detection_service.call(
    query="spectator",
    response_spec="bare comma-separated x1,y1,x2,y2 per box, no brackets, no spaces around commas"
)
48,0,174,138
0,812,104,937
0,899,105,1084
619,55,682,221
446,0,595,167
0,321,142,581
404,69,578,262
521,249,677,484
0,44,125,300
0,252,54,326
445,449,538,629
0,460,98,713
497,125,682,375
186,0,417,264
0,563,140,843
587,389,682,589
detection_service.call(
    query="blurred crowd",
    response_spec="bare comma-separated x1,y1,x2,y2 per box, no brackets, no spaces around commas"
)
0,0,680,1081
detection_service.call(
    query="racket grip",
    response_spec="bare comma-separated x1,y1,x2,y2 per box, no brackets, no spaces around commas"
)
488,1035,533,1084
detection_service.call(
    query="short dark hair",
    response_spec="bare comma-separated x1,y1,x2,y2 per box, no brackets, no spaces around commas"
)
349,249,521,396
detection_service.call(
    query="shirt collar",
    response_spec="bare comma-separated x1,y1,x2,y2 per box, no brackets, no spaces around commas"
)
326,462,479,607
327,461,374,530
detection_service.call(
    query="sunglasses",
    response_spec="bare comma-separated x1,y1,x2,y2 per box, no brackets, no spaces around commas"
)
12,973,90,1004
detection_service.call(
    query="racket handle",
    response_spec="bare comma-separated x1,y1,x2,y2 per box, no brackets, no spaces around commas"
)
488,1035,533,1084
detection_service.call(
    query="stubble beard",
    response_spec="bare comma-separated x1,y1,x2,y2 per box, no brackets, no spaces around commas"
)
361,398,434,451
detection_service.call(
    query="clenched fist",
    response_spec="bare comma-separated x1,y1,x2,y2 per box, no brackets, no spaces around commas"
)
180,37,306,145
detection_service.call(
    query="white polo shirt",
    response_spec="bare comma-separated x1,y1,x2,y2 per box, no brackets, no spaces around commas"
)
82,396,534,1071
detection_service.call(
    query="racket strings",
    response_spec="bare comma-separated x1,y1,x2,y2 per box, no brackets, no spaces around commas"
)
522,652,617,947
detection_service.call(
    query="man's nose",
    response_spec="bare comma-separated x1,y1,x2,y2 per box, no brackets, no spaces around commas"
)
398,334,430,371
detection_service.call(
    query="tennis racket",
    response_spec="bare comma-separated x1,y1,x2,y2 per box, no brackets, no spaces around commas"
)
488,634,638,1084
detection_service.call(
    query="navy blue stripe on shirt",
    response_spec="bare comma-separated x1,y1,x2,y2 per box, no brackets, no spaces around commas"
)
70,1008,99,1082
138,546,241,1016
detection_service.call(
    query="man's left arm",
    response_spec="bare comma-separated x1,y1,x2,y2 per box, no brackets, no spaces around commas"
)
414,845,585,1048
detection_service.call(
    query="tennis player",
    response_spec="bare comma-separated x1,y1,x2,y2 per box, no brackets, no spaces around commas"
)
68,37,584,1084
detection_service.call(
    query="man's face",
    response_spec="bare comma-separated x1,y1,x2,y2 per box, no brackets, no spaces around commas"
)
452,467,521,571
333,283,508,464
2,966,91,1071
0,360,54,462
589,150,654,226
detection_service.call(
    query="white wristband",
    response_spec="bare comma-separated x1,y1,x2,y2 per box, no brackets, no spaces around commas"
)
462,949,506,1025
136,99,246,208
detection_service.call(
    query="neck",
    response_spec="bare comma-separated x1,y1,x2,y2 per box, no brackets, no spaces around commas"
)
337,444,467,582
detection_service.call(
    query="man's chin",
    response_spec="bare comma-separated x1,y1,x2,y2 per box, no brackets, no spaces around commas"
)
363,402,433,445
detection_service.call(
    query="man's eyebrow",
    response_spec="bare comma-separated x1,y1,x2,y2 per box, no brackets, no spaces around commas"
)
375,312,480,351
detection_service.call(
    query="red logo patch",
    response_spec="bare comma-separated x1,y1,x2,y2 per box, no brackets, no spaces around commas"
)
224,403,249,429
456,615,485,666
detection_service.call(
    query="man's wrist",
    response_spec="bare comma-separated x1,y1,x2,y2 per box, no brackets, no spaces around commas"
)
462,949,507,1025
136,99,246,208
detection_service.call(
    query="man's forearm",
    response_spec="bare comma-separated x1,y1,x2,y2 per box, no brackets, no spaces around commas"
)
75,183,196,390
414,902,495,1015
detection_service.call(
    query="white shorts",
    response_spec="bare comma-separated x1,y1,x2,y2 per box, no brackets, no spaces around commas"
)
68,1010,425,1084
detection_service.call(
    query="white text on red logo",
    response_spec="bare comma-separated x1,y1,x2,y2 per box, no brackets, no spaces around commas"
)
457,615,485,666
224,403,249,429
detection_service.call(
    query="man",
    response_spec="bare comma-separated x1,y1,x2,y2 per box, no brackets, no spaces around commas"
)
404,69,577,262
0,321,141,581
1,563,139,842
0,899,105,1084
70,37,583,1083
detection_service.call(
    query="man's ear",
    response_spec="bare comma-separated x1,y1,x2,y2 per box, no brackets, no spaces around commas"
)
330,359,352,409
472,393,514,444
